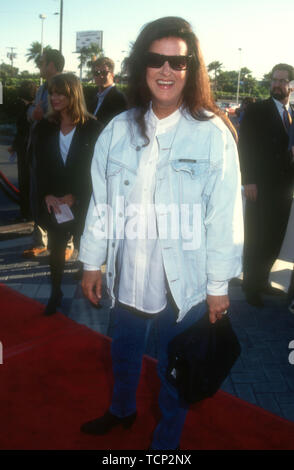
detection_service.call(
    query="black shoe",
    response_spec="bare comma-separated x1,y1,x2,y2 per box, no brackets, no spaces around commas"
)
245,291,264,308
44,290,63,316
262,284,286,297
80,410,137,435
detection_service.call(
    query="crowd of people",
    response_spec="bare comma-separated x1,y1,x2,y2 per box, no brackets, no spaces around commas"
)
9,49,128,315
6,15,294,449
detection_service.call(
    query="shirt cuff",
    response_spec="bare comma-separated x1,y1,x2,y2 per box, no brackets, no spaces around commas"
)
207,280,228,296
83,263,101,271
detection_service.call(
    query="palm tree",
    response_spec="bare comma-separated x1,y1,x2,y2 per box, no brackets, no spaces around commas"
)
26,41,52,68
78,43,103,79
207,61,223,91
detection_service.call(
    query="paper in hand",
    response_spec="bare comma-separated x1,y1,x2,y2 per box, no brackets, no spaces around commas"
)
55,204,74,224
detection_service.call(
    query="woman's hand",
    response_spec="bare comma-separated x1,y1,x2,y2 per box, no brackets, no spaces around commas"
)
45,195,62,214
59,194,76,207
206,294,230,324
82,270,102,305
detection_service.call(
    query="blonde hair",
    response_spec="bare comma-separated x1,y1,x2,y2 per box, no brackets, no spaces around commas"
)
48,73,93,125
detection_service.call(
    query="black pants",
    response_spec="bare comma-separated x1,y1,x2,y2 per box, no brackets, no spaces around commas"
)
48,229,71,294
243,183,293,294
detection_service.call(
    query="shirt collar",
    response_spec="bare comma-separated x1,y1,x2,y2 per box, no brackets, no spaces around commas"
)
273,97,290,112
97,84,114,99
146,105,182,135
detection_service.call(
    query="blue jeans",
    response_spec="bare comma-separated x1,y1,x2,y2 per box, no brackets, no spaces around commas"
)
109,300,206,450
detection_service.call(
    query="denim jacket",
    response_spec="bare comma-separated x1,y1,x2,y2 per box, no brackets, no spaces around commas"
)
79,109,244,321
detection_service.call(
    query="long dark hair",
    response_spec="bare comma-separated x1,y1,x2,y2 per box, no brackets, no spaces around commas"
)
127,16,236,142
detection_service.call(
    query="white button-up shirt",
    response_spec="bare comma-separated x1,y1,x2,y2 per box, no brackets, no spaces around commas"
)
273,97,292,121
117,107,181,313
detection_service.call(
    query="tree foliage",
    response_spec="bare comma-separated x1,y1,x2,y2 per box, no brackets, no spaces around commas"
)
207,61,223,91
77,43,103,78
0,62,19,85
26,41,52,68
207,60,271,99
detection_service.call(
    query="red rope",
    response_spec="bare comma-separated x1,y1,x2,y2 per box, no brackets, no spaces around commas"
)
0,171,20,194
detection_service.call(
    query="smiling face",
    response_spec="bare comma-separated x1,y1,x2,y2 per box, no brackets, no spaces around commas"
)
50,90,70,114
146,37,188,119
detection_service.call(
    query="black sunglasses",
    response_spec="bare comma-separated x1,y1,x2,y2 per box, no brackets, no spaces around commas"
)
93,69,109,77
145,52,192,71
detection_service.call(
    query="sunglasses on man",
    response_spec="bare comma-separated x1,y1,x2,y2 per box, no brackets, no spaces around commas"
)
145,52,192,71
93,69,110,77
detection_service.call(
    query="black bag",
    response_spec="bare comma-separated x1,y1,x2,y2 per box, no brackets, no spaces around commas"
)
166,312,241,404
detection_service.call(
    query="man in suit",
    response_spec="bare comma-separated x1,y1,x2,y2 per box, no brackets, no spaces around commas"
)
90,57,127,128
239,63,294,307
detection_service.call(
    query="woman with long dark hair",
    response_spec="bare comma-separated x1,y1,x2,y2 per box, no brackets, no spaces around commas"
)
34,73,101,315
79,17,243,449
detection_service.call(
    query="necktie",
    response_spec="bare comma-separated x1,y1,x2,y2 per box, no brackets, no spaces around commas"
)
283,105,292,133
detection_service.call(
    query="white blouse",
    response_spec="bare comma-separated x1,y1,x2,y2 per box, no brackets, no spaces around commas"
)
59,127,76,164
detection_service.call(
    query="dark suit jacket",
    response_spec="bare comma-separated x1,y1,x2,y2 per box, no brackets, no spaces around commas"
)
238,98,294,188
90,86,127,129
34,117,102,233
289,120,294,150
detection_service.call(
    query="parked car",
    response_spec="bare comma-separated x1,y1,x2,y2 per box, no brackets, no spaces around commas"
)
227,103,240,115
217,102,229,115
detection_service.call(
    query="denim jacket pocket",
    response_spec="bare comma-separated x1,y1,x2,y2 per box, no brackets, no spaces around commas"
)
171,158,209,179
106,160,123,177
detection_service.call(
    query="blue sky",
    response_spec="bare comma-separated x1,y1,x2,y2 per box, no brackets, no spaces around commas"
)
0,0,293,80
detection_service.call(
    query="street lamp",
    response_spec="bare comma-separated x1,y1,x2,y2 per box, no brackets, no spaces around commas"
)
236,48,242,105
58,0,63,53
53,0,64,53
54,0,63,53
39,14,47,84
39,14,47,56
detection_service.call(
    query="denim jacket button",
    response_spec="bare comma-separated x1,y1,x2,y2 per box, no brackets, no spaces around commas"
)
124,180,130,185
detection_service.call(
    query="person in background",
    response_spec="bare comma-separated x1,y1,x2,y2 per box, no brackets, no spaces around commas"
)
23,49,74,262
34,73,101,316
287,114,294,313
289,111,294,157
79,16,243,450
90,56,127,128
8,80,37,220
238,64,294,307
237,97,255,126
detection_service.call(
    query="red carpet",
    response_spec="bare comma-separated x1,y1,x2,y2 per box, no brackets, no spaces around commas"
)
1,283,294,450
